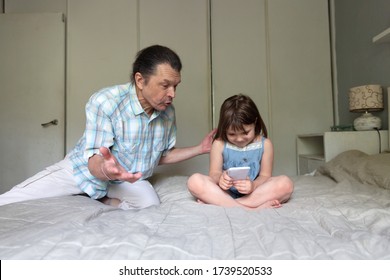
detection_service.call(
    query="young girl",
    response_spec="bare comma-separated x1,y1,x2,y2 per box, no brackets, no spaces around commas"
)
187,94,293,210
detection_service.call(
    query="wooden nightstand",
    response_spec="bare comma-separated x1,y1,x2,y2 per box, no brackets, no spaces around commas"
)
296,130,389,175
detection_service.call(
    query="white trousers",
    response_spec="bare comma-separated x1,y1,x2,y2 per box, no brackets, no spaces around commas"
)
0,157,160,209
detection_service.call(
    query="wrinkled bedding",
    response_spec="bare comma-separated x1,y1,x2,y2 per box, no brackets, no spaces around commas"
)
1,151,390,260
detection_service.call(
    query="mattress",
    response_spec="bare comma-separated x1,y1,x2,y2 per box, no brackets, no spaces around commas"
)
0,150,389,260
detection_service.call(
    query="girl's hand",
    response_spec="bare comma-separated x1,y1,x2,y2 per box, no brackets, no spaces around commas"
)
232,179,255,194
218,171,233,190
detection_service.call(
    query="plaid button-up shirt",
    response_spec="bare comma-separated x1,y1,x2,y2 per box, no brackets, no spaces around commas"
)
69,83,176,199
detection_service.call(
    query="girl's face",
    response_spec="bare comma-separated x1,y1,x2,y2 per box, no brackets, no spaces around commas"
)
226,123,256,148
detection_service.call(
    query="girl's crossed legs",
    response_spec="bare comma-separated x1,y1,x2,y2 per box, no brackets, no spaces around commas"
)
187,173,293,210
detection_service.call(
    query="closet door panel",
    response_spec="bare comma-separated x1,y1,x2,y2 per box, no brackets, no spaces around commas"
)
211,0,269,128
66,0,138,151
268,0,333,175
139,0,211,175
4,0,66,13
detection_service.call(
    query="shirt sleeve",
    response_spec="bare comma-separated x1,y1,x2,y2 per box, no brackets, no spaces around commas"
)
83,92,115,160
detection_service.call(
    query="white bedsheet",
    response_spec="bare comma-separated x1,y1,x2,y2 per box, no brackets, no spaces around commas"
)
1,173,389,260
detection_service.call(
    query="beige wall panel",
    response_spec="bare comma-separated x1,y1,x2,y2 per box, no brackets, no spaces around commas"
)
211,0,269,129
268,0,333,175
139,0,211,176
66,0,138,151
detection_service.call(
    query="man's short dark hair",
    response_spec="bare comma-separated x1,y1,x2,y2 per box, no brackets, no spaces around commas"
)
131,45,182,84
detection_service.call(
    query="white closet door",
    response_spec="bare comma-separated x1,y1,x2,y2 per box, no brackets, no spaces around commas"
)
0,13,65,192
139,0,211,176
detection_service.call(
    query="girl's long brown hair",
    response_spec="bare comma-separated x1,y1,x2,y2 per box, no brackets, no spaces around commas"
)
214,94,268,142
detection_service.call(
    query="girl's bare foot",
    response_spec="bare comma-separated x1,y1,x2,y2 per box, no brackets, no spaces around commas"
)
197,198,205,204
257,199,281,209
239,199,282,211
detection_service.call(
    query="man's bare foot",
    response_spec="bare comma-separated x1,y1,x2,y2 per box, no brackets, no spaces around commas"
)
99,197,121,207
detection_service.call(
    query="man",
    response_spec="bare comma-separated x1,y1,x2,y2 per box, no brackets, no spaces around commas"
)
0,45,215,209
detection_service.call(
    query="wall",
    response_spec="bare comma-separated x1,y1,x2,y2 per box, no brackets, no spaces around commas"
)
3,0,213,178
3,0,333,177
334,0,390,129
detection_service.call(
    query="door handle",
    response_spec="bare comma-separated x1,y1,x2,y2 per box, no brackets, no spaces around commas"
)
41,119,58,127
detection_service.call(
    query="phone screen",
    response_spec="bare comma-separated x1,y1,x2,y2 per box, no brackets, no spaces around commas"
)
227,167,250,180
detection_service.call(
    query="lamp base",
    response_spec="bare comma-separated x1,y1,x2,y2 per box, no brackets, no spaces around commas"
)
353,112,382,131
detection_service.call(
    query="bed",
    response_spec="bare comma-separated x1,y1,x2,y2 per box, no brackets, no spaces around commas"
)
0,149,389,260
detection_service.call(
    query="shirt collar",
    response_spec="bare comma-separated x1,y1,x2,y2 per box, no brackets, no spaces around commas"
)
129,84,143,116
129,84,161,120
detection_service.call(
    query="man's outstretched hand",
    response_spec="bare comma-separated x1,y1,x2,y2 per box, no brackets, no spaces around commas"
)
98,147,142,183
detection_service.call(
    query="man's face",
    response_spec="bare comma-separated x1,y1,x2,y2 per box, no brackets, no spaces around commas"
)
136,63,181,113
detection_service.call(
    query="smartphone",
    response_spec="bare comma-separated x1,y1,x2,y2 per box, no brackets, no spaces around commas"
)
227,166,250,180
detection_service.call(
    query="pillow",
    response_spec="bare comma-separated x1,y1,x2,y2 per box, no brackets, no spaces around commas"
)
316,150,390,190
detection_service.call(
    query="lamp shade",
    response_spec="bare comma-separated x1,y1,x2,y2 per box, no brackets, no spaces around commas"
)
349,85,384,112
348,85,384,130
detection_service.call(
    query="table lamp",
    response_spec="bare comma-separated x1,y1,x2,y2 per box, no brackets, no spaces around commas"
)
349,85,383,131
